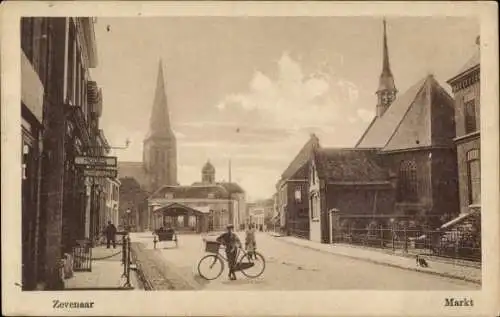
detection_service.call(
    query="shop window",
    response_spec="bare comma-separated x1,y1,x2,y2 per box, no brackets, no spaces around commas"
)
467,149,481,205
397,160,418,202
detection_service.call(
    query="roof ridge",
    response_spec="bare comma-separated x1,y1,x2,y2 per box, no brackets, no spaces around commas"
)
355,116,377,147
382,75,430,149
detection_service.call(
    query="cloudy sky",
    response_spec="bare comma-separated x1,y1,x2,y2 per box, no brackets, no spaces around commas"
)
89,16,478,201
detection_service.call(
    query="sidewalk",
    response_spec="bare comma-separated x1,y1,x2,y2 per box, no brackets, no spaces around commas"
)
271,234,481,284
64,245,140,290
128,232,201,290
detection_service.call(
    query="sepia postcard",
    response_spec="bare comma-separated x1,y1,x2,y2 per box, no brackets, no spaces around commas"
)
1,1,499,316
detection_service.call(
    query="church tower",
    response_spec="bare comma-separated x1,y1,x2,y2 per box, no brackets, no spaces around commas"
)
143,60,177,192
202,160,215,184
376,19,397,117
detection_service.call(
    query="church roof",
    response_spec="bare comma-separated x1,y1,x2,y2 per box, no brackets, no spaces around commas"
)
315,148,389,183
145,59,175,141
150,183,244,200
356,74,454,151
117,161,148,190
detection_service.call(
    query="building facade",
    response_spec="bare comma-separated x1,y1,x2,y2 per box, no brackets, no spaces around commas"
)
117,60,178,230
275,135,318,238
148,162,246,232
104,177,120,227
21,17,108,290
447,37,481,216
118,177,149,231
276,20,460,243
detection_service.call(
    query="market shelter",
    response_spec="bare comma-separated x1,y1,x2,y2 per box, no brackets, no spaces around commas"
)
152,202,210,233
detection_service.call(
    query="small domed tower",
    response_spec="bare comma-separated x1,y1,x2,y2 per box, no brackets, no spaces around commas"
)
202,160,215,184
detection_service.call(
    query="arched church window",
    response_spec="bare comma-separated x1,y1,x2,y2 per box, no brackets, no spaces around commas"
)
397,160,418,202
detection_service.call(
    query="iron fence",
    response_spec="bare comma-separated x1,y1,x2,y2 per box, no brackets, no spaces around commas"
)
72,239,92,272
288,220,310,240
333,227,481,262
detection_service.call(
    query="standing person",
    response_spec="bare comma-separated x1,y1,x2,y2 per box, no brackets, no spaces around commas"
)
245,223,257,259
216,224,241,280
104,221,117,249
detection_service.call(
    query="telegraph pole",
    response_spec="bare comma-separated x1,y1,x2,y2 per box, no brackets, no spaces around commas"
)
228,159,233,227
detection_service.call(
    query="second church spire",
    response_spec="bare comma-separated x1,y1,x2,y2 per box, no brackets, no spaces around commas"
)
376,19,397,117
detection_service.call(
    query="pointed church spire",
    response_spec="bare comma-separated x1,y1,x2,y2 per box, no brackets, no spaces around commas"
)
376,18,397,117
381,19,392,77
146,59,173,140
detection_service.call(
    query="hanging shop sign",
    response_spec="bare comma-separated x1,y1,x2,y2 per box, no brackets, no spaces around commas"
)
75,156,117,167
83,169,117,178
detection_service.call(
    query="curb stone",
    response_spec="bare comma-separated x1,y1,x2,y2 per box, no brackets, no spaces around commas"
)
131,242,202,290
273,236,481,285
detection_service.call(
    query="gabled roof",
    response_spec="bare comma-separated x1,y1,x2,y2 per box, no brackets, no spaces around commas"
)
154,202,208,216
356,75,454,151
150,183,242,200
314,148,389,183
279,134,320,183
457,50,480,76
447,49,480,85
218,182,245,194
356,76,428,148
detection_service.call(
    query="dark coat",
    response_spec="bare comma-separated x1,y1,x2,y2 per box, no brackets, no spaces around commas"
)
105,224,117,239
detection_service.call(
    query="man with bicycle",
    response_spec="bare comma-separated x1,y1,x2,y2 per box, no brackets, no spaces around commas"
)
216,224,241,280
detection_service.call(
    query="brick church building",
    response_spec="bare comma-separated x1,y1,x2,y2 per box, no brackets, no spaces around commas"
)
277,20,461,243
118,61,245,231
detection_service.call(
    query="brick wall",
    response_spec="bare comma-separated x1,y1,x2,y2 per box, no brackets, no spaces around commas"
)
384,151,433,210
453,77,480,138
431,148,460,217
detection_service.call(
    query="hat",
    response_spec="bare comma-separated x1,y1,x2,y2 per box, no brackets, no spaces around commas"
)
226,224,234,229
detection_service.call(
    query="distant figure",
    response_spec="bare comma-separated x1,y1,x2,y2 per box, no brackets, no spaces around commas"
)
216,224,241,280
104,221,117,249
165,223,175,235
245,223,257,259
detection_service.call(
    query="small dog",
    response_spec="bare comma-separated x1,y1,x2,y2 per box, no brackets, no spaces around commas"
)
416,255,429,267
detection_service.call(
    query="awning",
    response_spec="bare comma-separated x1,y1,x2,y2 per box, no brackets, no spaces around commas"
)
21,51,44,123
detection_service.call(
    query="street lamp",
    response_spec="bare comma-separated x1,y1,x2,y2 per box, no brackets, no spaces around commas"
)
126,208,131,232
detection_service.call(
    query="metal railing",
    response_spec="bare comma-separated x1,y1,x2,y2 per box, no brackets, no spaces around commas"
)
333,227,481,262
287,220,310,240
72,239,92,272
121,234,132,287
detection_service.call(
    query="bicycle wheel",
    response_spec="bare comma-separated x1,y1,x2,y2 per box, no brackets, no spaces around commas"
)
197,254,224,280
240,251,265,278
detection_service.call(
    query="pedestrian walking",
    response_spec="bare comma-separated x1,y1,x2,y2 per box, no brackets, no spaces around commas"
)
245,223,257,259
104,221,117,249
216,224,241,280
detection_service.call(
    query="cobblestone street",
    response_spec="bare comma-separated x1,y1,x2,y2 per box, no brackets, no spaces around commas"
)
130,232,479,290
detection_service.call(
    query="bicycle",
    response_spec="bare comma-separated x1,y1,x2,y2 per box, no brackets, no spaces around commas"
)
197,239,266,280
